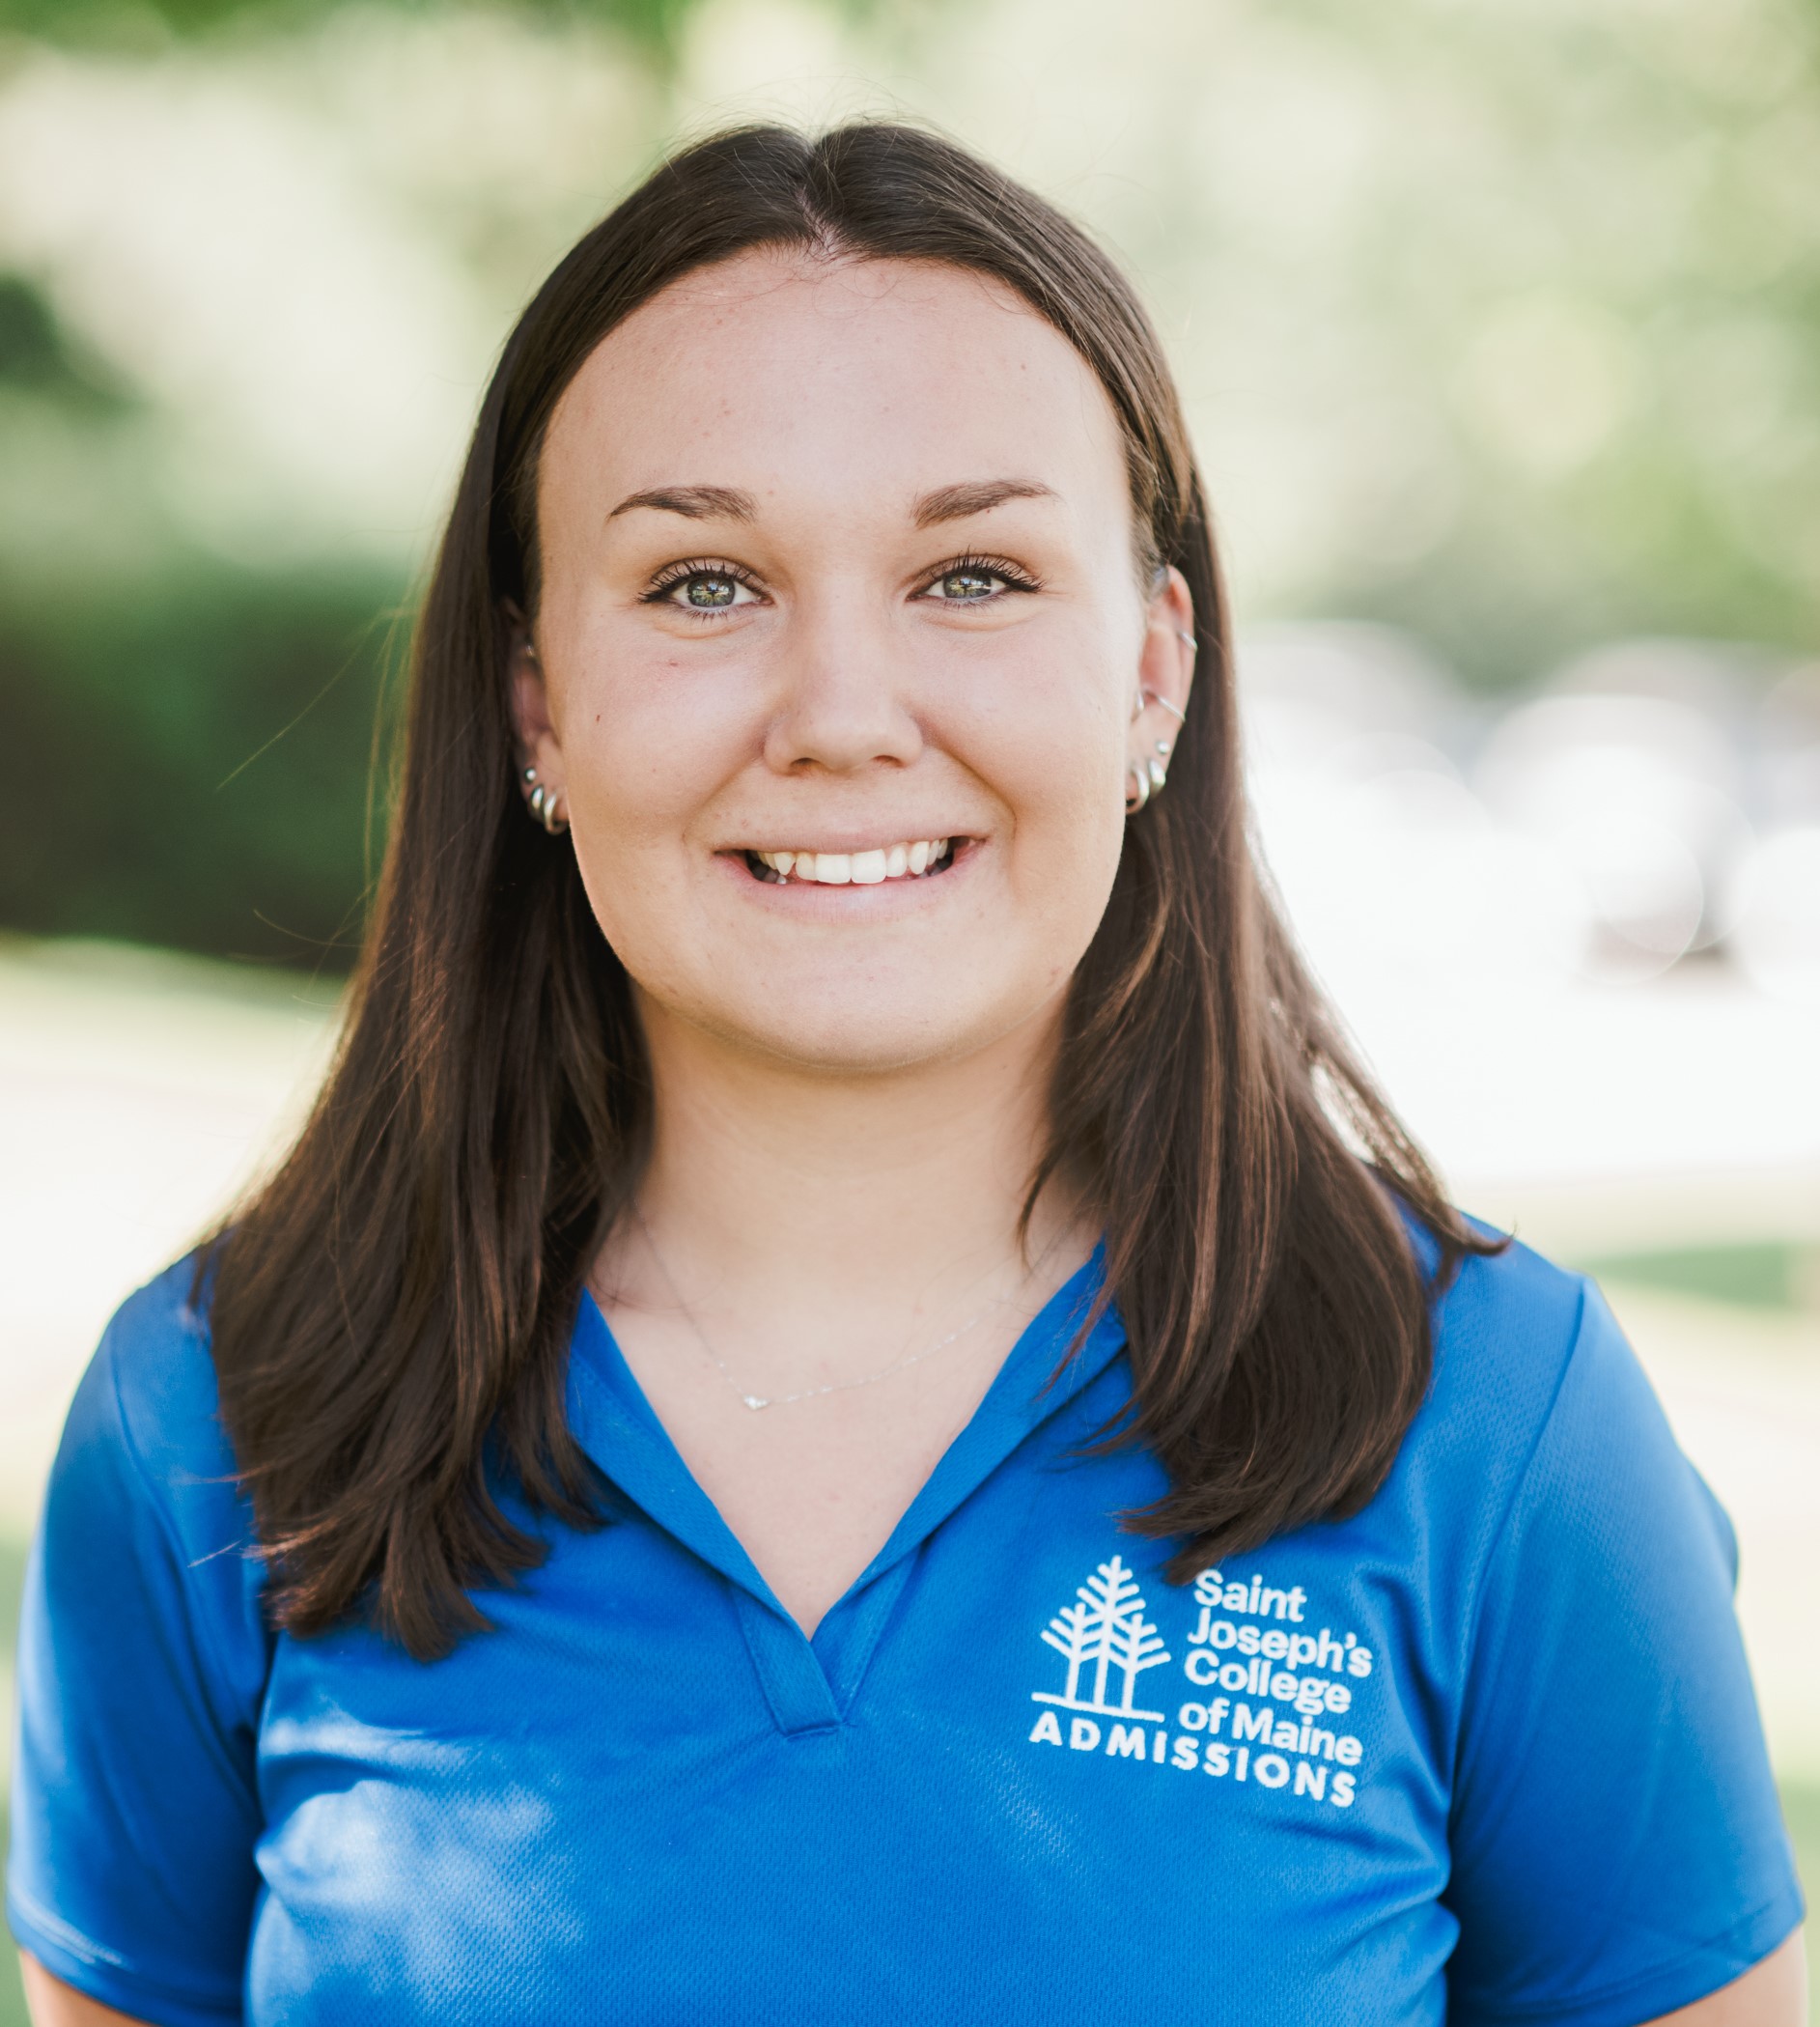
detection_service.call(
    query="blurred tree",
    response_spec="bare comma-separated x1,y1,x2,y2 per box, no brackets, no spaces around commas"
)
0,275,130,407
0,560,399,963
0,0,1814,963
0,0,708,60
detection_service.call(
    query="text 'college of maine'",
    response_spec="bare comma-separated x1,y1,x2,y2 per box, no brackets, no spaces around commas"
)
1025,1557,1375,1809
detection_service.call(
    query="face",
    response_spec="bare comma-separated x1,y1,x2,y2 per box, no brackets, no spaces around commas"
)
517,250,1193,1079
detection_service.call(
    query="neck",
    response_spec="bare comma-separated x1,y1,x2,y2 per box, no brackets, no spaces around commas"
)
608,993,1091,1362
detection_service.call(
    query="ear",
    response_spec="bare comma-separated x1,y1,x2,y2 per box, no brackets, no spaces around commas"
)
1131,564,1197,761
506,608,567,798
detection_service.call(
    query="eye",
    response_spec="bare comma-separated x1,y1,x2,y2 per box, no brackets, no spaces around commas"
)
918,555,1040,605
931,568,1001,602
643,562,763,614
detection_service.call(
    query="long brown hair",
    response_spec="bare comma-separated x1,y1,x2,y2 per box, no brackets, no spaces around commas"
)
204,121,1497,1661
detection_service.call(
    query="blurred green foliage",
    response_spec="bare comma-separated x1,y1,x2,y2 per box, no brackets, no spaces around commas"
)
0,0,1816,963
1582,1242,1820,1312
0,0,707,58
0,242,397,958
0,558,398,964
0,277,126,408
0,258,405,964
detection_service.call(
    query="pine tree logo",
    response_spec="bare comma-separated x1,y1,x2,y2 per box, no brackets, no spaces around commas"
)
1032,1555,1172,1722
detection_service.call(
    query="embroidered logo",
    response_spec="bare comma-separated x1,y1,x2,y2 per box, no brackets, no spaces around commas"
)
1032,1555,1172,1723
1025,1557,1371,1809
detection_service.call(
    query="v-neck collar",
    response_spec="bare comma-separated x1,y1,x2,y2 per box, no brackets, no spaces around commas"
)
564,1242,1128,1631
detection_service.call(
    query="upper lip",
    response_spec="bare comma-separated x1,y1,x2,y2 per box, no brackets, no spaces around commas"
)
721,831,974,854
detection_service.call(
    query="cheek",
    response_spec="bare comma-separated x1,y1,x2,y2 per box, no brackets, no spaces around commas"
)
994,651,1132,839
550,671,744,958
554,621,749,841
983,690,1132,964
1032,789,1131,983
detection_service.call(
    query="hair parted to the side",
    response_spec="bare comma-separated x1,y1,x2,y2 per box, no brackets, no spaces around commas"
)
203,120,1499,1660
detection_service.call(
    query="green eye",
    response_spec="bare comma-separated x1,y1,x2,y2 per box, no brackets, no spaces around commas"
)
937,570,999,601
642,560,760,615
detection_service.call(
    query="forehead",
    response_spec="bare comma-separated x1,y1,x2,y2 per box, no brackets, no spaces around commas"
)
541,249,1133,529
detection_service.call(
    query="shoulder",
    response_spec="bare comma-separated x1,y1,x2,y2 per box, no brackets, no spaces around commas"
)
33,1250,270,1727
1421,1229,1803,2018
1425,1220,1593,1431
55,1251,249,1574
1393,1221,1710,1563
14,1259,270,2016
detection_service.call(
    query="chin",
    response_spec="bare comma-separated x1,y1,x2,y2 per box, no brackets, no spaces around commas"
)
667,978,1037,1077
734,1004,994,1075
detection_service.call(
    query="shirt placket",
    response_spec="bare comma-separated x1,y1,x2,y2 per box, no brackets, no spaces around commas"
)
564,1254,1128,1738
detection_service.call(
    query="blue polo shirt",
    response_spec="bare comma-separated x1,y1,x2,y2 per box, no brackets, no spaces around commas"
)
8,1235,1803,2026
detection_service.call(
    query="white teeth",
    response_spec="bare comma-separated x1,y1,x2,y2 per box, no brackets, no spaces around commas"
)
751,838,959,883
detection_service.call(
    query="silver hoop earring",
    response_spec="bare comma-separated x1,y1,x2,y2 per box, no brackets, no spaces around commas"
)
521,764,570,836
1139,688,1188,726
1129,749,1172,812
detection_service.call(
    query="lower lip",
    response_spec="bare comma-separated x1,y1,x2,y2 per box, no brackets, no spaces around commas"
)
716,841,980,910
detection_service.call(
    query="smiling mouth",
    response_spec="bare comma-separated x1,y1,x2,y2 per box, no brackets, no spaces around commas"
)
738,837,960,886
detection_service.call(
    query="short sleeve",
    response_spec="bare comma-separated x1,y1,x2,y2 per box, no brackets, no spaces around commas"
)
1444,1281,1805,2025
7,1266,270,2027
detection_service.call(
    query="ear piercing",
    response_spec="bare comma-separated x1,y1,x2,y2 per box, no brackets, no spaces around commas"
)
1126,726,1170,813
1122,577,1194,817
1127,687,1189,813
521,763,570,835
1126,751,1170,813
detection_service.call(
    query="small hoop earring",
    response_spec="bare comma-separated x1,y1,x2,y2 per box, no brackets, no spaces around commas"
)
521,763,570,835
1127,755,1170,812
1176,630,1198,653
1138,688,1188,725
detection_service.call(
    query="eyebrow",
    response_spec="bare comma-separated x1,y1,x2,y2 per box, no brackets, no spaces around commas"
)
606,476,1057,528
608,484,757,522
911,478,1058,528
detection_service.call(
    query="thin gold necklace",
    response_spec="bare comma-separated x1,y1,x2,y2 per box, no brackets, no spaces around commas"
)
631,1209,1065,1412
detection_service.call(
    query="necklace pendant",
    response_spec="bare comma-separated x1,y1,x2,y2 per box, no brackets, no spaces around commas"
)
742,1394,769,1411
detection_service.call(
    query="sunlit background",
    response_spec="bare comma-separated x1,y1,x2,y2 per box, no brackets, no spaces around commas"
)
2,0,1817,2012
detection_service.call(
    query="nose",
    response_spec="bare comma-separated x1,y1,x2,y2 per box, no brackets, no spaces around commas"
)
762,586,924,776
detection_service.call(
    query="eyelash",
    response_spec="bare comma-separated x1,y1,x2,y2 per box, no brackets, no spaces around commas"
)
639,557,760,614
637,551,1043,614
922,553,1042,601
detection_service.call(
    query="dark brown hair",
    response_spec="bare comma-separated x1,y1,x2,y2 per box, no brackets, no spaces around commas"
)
204,121,1497,1660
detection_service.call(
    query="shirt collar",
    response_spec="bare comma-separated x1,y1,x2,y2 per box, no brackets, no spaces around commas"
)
565,1241,1127,1617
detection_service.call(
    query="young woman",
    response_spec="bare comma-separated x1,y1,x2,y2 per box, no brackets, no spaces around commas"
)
9,124,1806,2026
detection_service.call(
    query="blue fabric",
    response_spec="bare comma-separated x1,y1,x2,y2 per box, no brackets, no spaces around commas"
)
7,1236,1803,2026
